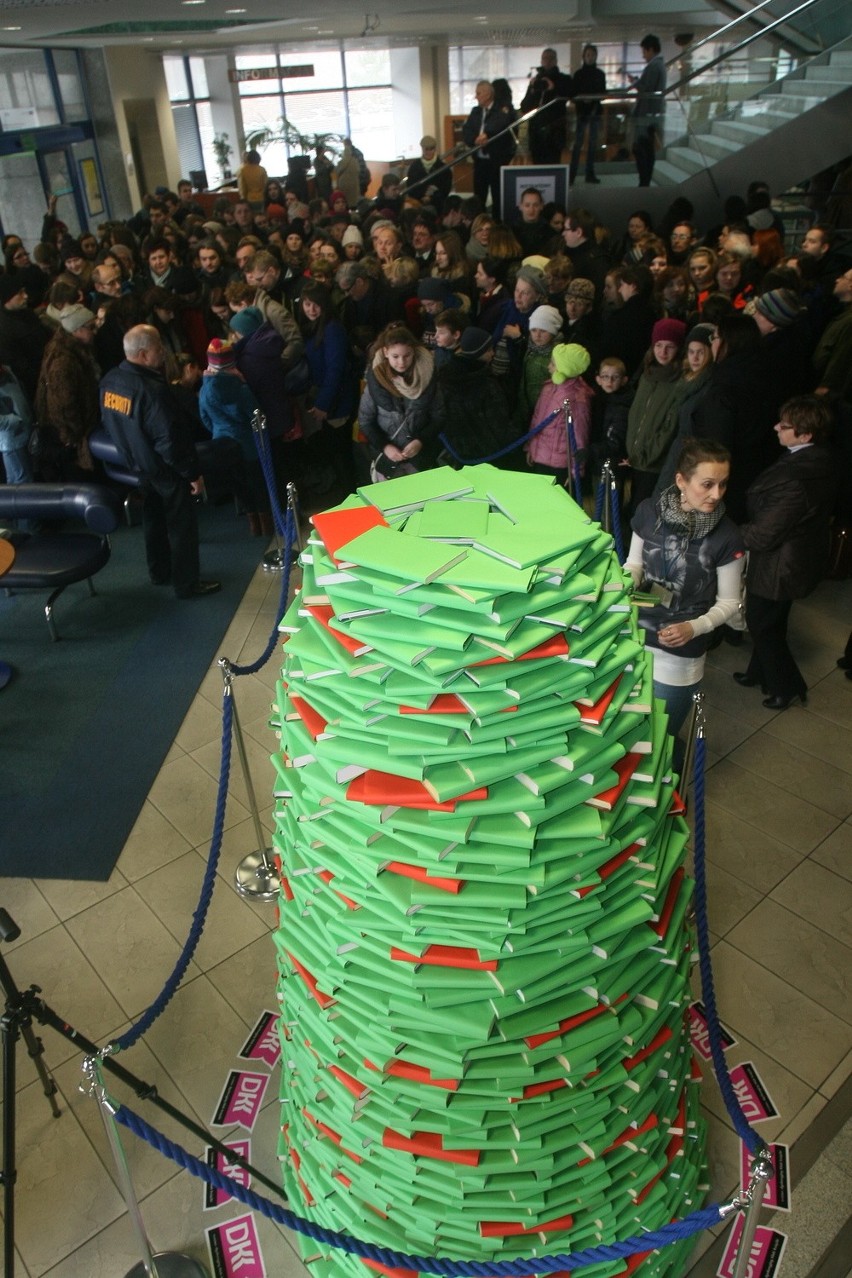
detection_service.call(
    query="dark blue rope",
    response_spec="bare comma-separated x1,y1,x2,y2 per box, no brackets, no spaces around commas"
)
230,506,295,677
692,734,763,1156
439,406,561,467
111,695,234,1053
113,1103,724,1275
594,471,605,524
565,406,583,508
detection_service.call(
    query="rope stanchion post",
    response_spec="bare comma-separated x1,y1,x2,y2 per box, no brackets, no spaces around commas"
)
599,460,614,533
219,658,278,903
731,1146,774,1278
286,481,304,553
563,399,583,508
680,689,704,799
81,1057,209,1278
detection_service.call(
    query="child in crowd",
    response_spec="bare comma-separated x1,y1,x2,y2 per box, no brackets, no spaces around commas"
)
589,356,632,495
433,308,468,367
625,318,689,511
525,343,593,490
198,337,268,535
516,304,563,434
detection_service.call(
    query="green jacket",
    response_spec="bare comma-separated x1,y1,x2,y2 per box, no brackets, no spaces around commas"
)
626,369,689,473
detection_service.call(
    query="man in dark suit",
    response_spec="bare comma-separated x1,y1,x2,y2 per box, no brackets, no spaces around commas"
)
462,81,516,219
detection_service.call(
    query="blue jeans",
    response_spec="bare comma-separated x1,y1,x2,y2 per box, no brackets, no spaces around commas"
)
2,446,32,485
571,114,600,179
653,677,702,776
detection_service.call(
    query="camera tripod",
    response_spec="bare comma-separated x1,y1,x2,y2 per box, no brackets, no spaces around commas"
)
0,907,62,1278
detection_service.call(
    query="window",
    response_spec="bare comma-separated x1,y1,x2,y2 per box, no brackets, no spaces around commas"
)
163,54,217,184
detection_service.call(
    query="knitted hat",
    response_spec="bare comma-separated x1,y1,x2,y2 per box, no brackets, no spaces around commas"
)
515,264,548,297
566,278,595,303
206,337,238,370
342,225,364,249
457,327,492,360
686,322,715,347
551,343,591,383
202,220,224,235
59,304,96,333
420,135,438,149
265,202,287,221
61,239,84,265
528,305,562,336
747,207,775,231
652,317,687,346
229,305,264,338
522,254,551,272
418,277,450,302
755,288,802,329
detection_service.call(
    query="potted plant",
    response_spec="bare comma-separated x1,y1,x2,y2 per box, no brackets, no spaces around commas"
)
212,132,233,181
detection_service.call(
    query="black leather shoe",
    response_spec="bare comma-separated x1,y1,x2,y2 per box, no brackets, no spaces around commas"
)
176,580,222,599
762,692,807,710
732,672,762,688
837,656,852,670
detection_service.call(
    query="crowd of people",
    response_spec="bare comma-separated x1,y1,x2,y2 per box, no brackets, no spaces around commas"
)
0,125,849,727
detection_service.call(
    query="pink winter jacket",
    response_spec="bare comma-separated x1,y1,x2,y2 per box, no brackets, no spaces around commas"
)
525,375,593,472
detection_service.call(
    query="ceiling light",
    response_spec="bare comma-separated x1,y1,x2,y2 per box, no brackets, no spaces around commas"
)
225,6,246,10
2,25,21,30
182,1,206,6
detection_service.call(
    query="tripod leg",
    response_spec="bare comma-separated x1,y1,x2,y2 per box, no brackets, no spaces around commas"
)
20,1021,60,1118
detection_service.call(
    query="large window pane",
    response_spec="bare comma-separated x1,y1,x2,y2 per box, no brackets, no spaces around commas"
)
188,56,209,99
52,50,87,123
281,50,343,89
195,102,218,188
347,87,393,158
239,92,283,142
283,90,347,143
0,51,59,127
235,52,279,96
344,49,391,88
163,55,189,101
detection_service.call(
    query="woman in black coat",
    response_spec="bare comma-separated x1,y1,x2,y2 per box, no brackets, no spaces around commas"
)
734,396,837,709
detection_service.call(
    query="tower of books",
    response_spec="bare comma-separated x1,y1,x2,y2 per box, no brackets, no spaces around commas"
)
273,466,707,1278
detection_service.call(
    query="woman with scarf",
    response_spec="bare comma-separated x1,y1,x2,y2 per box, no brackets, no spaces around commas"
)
625,437,745,767
358,324,438,482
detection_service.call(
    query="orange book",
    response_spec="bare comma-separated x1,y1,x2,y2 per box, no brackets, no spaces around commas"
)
363,1057,460,1091
390,944,498,971
384,861,465,894
650,867,685,938
586,751,642,810
317,869,360,911
347,770,487,811
311,505,389,564
575,841,642,898
623,1025,673,1071
382,1128,480,1166
479,1213,574,1238
400,693,468,715
573,676,622,724
305,603,374,656
289,695,328,741
524,994,627,1050
472,633,570,666
287,951,336,1010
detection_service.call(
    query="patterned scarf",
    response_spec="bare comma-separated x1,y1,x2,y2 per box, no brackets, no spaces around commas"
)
656,484,725,551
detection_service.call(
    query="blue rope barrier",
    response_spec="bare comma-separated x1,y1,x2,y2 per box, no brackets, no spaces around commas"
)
113,1103,724,1275
594,472,605,524
230,507,295,678
439,406,561,467
610,479,625,564
111,694,234,1054
691,733,764,1157
565,406,583,508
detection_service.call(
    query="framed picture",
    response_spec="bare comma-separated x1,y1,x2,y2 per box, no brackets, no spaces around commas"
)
79,157,103,217
500,164,570,220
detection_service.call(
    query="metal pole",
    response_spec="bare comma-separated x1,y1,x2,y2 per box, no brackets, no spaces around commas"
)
732,1146,774,1278
286,482,303,552
219,660,278,902
82,1057,209,1278
680,690,704,797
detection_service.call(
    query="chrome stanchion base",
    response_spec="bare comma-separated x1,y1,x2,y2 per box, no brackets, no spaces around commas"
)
234,849,278,901
126,1252,209,1277
262,547,285,572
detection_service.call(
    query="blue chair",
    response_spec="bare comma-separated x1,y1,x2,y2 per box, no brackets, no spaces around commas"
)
89,427,142,525
0,483,121,640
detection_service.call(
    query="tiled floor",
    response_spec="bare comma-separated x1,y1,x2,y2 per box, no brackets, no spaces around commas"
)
2,548,850,1278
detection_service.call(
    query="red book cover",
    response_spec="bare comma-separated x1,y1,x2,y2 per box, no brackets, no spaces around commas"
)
390,944,498,971
312,505,389,564
363,1057,460,1091
305,604,374,656
623,1025,673,1071
362,1261,419,1278
347,770,487,811
472,633,570,666
318,869,360,911
587,751,642,810
384,861,465,894
328,1065,369,1100
576,841,642,898
287,951,336,1010
382,1128,480,1166
524,994,627,1050
650,867,685,938
289,695,328,741
479,1213,575,1238
574,676,622,723
400,693,468,715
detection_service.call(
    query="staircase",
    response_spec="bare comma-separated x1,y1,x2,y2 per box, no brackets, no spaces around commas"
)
652,43,852,212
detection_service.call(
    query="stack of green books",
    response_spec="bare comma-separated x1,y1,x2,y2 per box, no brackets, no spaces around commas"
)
273,467,707,1278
